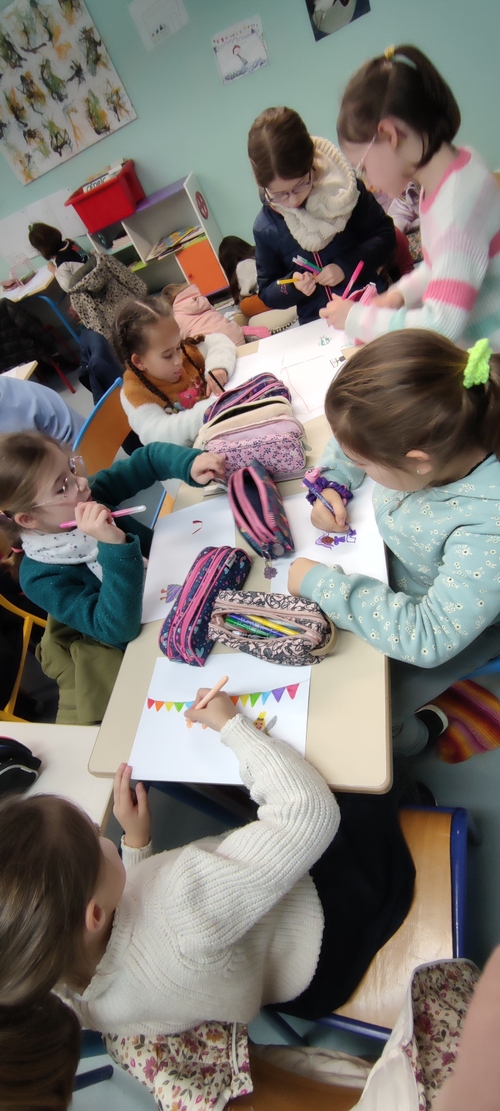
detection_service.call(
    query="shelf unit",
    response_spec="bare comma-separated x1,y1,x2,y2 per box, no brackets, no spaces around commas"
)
119,173,227,295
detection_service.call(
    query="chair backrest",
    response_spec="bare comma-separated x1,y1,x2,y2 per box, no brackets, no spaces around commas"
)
0,593,46,722
73,378,132,473
324,806,467,1037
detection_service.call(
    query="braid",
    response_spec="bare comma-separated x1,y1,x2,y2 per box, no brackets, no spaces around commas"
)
127,363,174,409
111,296,174,369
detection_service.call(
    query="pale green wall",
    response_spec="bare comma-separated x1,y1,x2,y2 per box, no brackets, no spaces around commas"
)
0,0,499,276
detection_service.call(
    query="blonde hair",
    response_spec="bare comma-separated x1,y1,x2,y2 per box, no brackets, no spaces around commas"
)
325,330,500,470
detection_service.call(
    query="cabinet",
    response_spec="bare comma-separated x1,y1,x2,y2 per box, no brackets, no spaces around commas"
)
119,173,227,296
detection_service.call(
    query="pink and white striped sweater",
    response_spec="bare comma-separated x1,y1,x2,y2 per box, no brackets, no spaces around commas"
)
345,148,500,350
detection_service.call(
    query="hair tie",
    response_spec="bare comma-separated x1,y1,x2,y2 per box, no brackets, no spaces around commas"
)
0,510,11,522
463,339,492,389
384,45,395,60
384,46,417,70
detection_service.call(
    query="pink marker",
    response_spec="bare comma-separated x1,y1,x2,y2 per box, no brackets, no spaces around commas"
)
342,260,365,300
60,504,147,530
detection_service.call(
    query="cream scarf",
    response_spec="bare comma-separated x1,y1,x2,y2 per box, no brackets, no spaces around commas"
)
21,528,103,581
271,137,359,252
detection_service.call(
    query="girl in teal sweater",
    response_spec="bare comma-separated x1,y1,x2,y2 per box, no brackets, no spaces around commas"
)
289,331,500,755
0,433,224,720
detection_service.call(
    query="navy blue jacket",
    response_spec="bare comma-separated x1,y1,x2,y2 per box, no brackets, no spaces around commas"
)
253,181,396,324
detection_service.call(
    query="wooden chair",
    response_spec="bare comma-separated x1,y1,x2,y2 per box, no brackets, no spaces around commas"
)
72,377,132,473
228,1053,360,1110
271,806,467,1043
0,593,46,723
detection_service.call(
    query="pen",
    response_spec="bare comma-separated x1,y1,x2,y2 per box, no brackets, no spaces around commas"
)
193,675,229,710
342,260,365,300
226,615,282,637
302,476,343,518
208,370,225,392
246,614,300,636
60,504,147,530
292,255,321,273
277,277,298,285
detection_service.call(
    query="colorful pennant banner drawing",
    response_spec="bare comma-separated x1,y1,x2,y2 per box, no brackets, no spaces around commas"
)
146,683,301,713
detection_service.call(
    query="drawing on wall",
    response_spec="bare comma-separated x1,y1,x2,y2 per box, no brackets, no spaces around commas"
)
212,16,268,85
128,0,188,52
304,0,370,41
0,0,136,184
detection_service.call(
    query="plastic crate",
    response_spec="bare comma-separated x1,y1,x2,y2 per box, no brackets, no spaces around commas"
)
65,160,145,234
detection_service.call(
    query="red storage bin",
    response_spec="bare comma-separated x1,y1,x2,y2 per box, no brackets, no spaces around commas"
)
65,160,145,233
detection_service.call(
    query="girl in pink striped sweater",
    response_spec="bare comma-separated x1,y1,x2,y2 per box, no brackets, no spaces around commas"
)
321,44,500,351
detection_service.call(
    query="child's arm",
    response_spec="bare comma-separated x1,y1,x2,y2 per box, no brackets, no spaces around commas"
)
89,441,214,505
199,333,237,392
161,692,339,958
309,437,366,531
120,388,214,447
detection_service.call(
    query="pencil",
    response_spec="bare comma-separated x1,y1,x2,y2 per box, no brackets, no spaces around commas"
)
60,505,147,529
209,370,225,392
194,675,229,710
341,260,364,300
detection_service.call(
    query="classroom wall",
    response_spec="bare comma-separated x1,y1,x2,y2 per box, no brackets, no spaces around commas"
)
0,0,499,280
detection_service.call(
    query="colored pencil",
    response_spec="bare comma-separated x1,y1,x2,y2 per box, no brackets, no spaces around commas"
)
292,255,321,273
341,260,364,300
194,675,229,710
60,505,147,530
277,277,298,285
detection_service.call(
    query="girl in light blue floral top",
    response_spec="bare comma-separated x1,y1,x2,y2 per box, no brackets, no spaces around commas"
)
289,329,500,754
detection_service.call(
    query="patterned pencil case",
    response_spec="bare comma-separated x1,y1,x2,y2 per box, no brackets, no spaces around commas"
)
159,546,252,666
227,461,294,576
209,590,337,666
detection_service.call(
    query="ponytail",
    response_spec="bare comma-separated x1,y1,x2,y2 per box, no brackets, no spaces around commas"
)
337,44,461,166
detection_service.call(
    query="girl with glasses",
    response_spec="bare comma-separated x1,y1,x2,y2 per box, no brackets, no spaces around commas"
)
321,44,500,349
247,106,396,325
0,432,224,722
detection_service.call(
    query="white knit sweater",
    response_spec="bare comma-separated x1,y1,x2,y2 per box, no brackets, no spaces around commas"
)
62,716,339,1036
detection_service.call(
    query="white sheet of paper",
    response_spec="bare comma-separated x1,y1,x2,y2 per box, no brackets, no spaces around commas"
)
271,484,388,595
129,654,311,784
142,500,236,623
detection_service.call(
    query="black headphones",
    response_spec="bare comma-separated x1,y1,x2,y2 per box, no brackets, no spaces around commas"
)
0,738,41,795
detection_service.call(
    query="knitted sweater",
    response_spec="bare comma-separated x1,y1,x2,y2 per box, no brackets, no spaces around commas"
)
62,715,339,1036
120,333,237,447
346,148,500,349
300,438,500,667
19,442,201,649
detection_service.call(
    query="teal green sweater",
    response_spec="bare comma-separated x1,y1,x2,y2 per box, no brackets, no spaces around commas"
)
20,442,201,650
301,438,500,667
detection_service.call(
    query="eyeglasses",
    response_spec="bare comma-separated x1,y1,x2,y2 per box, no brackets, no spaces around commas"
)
32,456,88,509
264,170,313,204
354,135,377,177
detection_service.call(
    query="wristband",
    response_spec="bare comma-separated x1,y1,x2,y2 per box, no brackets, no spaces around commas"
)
303,468,353,508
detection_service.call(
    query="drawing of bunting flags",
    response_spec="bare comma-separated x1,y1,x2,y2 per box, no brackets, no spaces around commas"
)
146,683,301,712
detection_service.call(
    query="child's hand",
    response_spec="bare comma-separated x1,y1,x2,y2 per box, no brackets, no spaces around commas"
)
319,295,351,331
293,270,316,296
206,370,228,396
316,264,345,288
190,452,226,484
113,763,151,849
184,690,237,732
288,557,322,597
311,488,349,532
371,288,404,309
74,501,126,545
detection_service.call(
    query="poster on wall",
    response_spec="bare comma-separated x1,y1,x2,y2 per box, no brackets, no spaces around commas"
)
212,16,268,85
128,0,188,51
305,0,371,41
0,0,136,184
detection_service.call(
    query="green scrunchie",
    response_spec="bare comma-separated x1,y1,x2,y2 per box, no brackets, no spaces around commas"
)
463,338,492,388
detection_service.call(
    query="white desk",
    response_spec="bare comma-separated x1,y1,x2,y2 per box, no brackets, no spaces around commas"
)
2,361,38,380
2,722,113,829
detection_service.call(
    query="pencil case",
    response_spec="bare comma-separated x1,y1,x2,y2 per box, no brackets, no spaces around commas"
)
209,590,337,666
201,372,292,424
159,545,252,666
202,415,307,481
227,461,294,574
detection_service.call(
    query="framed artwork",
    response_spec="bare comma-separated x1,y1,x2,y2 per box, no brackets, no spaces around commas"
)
305,0,371,41
0,0,136,183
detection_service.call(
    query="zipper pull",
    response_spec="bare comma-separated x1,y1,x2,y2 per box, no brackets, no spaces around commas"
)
264,556,277,581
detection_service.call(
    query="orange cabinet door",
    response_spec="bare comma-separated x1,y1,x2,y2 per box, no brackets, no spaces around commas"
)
176,238,227,295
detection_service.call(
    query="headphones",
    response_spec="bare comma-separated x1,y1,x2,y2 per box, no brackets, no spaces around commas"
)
0,738,41,795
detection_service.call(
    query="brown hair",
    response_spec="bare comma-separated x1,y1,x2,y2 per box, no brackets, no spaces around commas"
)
325,330,500,471
337,45,461,167
162,281,189,305
0,995,80,1111
28,223,64,260
247,107,314,188
0,794,101,1007
0,431,61,575
218,237,256,304
112,296,205,408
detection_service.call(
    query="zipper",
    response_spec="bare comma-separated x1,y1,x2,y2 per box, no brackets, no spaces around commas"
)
206,396,289,429
180,548,236,663
165,547,240,664
211,598,323,647
230,471,272,545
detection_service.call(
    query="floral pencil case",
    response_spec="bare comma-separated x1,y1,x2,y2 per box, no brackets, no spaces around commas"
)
209,590,337,666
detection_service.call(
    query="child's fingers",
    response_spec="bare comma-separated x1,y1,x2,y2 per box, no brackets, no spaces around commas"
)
114,762,132,807
135,781,149,815
185,688,210,720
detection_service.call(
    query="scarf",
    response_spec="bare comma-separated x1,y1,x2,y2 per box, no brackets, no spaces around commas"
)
271,137,359,252
21,528,103,581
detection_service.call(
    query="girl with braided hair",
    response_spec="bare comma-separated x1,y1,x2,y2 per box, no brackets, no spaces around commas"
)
114,297,237,447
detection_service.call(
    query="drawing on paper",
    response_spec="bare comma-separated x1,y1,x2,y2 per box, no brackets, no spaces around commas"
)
315,528,357,548
212,17,268,85
146,683,301,729
0,0,136,182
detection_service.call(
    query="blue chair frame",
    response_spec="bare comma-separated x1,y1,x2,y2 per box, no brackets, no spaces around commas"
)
267,805,468,1046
